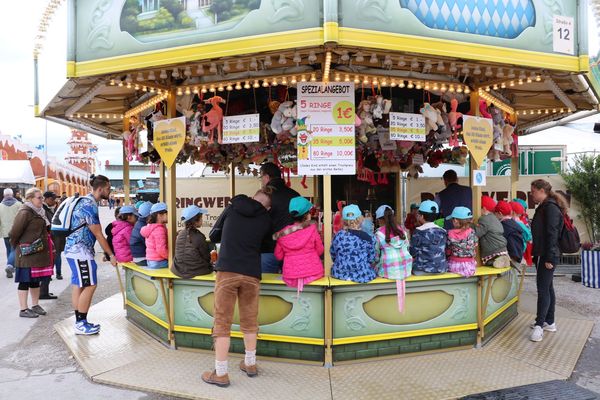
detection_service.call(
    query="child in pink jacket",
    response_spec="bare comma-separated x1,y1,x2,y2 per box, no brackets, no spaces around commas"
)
140,202,169,269
112,205,138,263
274,197,324,293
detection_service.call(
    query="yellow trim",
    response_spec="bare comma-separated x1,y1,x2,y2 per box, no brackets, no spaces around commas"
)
72,28,323,77
484,296,519,325
33,105,39,117
332,323,478,345
173,324,325,345
338,28,583,72
66,61,76,78
323,21,339,43
579,55,590,73
126,300,169,329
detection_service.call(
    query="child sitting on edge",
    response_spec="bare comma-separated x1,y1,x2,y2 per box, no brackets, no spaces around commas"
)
130,201,152,265
103,207,120,261
274,196,324,293
495,201,524,264
445,207,478,277
373,205,412,280
410,200,448,275
330,204,377,283
112,205,138,263
141,202,169,269
511,200,533,267
172,205,212,278
476,196,510,268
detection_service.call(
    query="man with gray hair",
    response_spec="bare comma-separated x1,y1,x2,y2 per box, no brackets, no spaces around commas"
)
0,188,21,278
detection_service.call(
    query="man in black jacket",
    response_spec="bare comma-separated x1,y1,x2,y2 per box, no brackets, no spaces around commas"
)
259,162,300,273
203,190,272,387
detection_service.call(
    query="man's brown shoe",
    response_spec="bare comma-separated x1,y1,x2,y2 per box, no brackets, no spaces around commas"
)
201,370,230,387
239,361,258,377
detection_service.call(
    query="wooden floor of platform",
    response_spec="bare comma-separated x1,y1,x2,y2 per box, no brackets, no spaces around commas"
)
55,294,594,400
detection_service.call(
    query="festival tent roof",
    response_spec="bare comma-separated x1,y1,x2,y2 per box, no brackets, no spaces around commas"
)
0,160,36,185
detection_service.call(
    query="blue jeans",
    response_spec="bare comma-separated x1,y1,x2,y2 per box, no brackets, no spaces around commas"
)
4,237,14,267
261,253,282,274
146,259,168,269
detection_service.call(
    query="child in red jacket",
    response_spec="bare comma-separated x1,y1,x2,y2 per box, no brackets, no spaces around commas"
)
141,202,169,269
112,205,138,263
274,197,324,293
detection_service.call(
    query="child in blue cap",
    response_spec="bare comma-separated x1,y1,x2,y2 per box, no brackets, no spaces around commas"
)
409,200,448,275
446,206,478,277
172,205,212,278
141,202,169,269
130,201,152,265
330,204,377,283
273,196,324,293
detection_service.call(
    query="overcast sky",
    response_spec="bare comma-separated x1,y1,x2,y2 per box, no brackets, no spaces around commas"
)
0,2,598,169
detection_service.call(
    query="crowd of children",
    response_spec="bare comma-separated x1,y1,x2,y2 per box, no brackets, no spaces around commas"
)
107,192,531,286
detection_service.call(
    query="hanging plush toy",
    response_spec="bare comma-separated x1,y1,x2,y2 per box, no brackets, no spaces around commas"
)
189,101,206,145
479,99,492,119
501,124,514,156
431,101,451,144
488,104,505,162
123,116,143,162
202,96,226,144
420,103,442,133
271,101,298,141
357,99,376,143
447,98,463,147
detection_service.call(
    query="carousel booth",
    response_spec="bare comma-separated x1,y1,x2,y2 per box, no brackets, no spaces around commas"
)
42,0,598,365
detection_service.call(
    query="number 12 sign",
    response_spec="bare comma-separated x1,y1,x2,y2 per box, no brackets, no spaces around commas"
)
553,15,574,55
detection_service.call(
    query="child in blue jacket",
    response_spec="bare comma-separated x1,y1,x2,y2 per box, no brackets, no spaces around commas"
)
330,204,377,283
410,200,448,275
130,201,152,265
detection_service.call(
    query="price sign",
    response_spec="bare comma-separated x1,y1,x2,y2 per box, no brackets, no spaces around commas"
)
389,112,426,141
297,82,356,175
222,113,260,144
553,15,574,55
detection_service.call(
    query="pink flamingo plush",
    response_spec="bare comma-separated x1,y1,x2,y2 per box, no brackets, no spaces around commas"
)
448,98,463,147
202,96,226,144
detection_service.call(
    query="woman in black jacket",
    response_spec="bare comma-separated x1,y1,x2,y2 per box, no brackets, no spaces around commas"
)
529,179,567,342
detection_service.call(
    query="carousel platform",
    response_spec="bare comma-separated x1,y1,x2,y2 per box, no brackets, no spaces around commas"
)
55,293,593,400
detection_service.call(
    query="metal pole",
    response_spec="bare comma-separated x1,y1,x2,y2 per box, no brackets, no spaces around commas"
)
44,120,48,191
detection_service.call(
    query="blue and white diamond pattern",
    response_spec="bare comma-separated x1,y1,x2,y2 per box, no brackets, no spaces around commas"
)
400,0,536,39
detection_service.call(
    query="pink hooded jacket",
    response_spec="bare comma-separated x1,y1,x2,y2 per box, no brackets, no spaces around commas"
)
112,220,134,262
140,223,169,261
274,222,324,281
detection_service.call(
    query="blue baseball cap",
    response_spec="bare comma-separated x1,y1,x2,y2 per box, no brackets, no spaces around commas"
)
289,196,312,217
445,206,473,220
118,205,139,216
138,201,153,218
181,205,208,222
342,204,362,221
375,205,393,219
150,202,167,214
418,200,439,214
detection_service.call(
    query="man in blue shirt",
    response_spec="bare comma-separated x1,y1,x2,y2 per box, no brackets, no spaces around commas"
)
437,169,473,230
64,175,117,335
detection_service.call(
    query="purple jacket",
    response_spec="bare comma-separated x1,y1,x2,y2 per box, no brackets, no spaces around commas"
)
112,220,134,262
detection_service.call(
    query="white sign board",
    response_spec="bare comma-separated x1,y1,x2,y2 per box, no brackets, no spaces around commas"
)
472,170,487,186
297,82,356,175
222,113,260,144
553,15,574,55
389,112,426,141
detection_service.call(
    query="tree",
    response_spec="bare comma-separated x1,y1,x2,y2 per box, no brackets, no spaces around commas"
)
561,154,600,242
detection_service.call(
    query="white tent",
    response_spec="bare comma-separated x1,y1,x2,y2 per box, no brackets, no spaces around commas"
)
0,160,35,185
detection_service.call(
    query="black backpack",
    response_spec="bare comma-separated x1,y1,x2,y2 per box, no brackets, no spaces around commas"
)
558,213,581,254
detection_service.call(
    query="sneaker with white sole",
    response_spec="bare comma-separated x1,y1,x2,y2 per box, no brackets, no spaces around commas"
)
74,320,100,335
530,325,544,342
529,321,557,332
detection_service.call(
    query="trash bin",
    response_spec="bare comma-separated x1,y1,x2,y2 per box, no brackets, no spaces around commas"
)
581,250,600,288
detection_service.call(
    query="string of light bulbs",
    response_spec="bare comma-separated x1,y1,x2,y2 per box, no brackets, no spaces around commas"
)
477,89,515,115
125,92,169,118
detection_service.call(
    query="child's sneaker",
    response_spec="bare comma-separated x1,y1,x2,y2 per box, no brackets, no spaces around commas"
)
529,321,557,332
74,320,100,335
530,325,543,342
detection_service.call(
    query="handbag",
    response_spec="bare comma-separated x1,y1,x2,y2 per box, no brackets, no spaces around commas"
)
19,238,45,256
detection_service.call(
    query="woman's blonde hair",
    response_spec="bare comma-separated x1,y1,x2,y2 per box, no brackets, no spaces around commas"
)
453,218,472,230
25,187,42,201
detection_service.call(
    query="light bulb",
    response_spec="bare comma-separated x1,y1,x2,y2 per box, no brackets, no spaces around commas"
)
271,78,278,86
185,87,191,95
250,58,258,69
136,73,144,81
518,79,523,85
159,70,167,79
291,76,297,84
201,86,208,93
110,79,115,85
217,84,224,91
369,53,378,64
493,84,499,90
448,84,455,92
222,61,231,72
456,85,463,93
193,87,199,94
508,68,516,79
301,75,307,82
485,66,493,77
226,84,233,91
344,74,350,82
252,80,260,88
209,85,216,93
415,82,422,90
535,74,542,82
209,63,218,73
142,86,147,92
308,51,317,63
264,56,272,67
383,55,393,66
334,73,341,82
244,81,250,89
134,84,139,90
184,67,192,77
407,81,414,89
440,84,447,92
509,81,515,87
235,59,244,70
449,62,457,73
398,56,406,67
340,51,350,62
171,69,180,78
461,64,470,75
464,87,471,94
496,68,504,78
281,77,288,85
262,80,269,87
278,54,286,64
293,52,301,63
473,66,482,75
411,58,419,69
355,52,364,62
176,88,183,96
310,73,317,82
432,83,439,91
235,82,242,90
437,61,445,71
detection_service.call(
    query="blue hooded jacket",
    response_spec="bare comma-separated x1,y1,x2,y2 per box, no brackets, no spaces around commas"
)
409,223,448,274
130,216,147,258
330,229,377,283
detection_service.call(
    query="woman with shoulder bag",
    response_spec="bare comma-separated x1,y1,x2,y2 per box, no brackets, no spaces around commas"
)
529,179,567,342
9,188,54,318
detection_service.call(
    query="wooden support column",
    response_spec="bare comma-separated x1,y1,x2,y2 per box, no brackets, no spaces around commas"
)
229,163,236,197
323,175,333,276
123,118,131,205
159,162,166,202
469,91,482,223
510,152,519,200
166,89,177,268
395,172,403,221
313,175,320,206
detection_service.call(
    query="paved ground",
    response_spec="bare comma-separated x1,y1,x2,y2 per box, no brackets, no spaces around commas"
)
0,205,598,399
